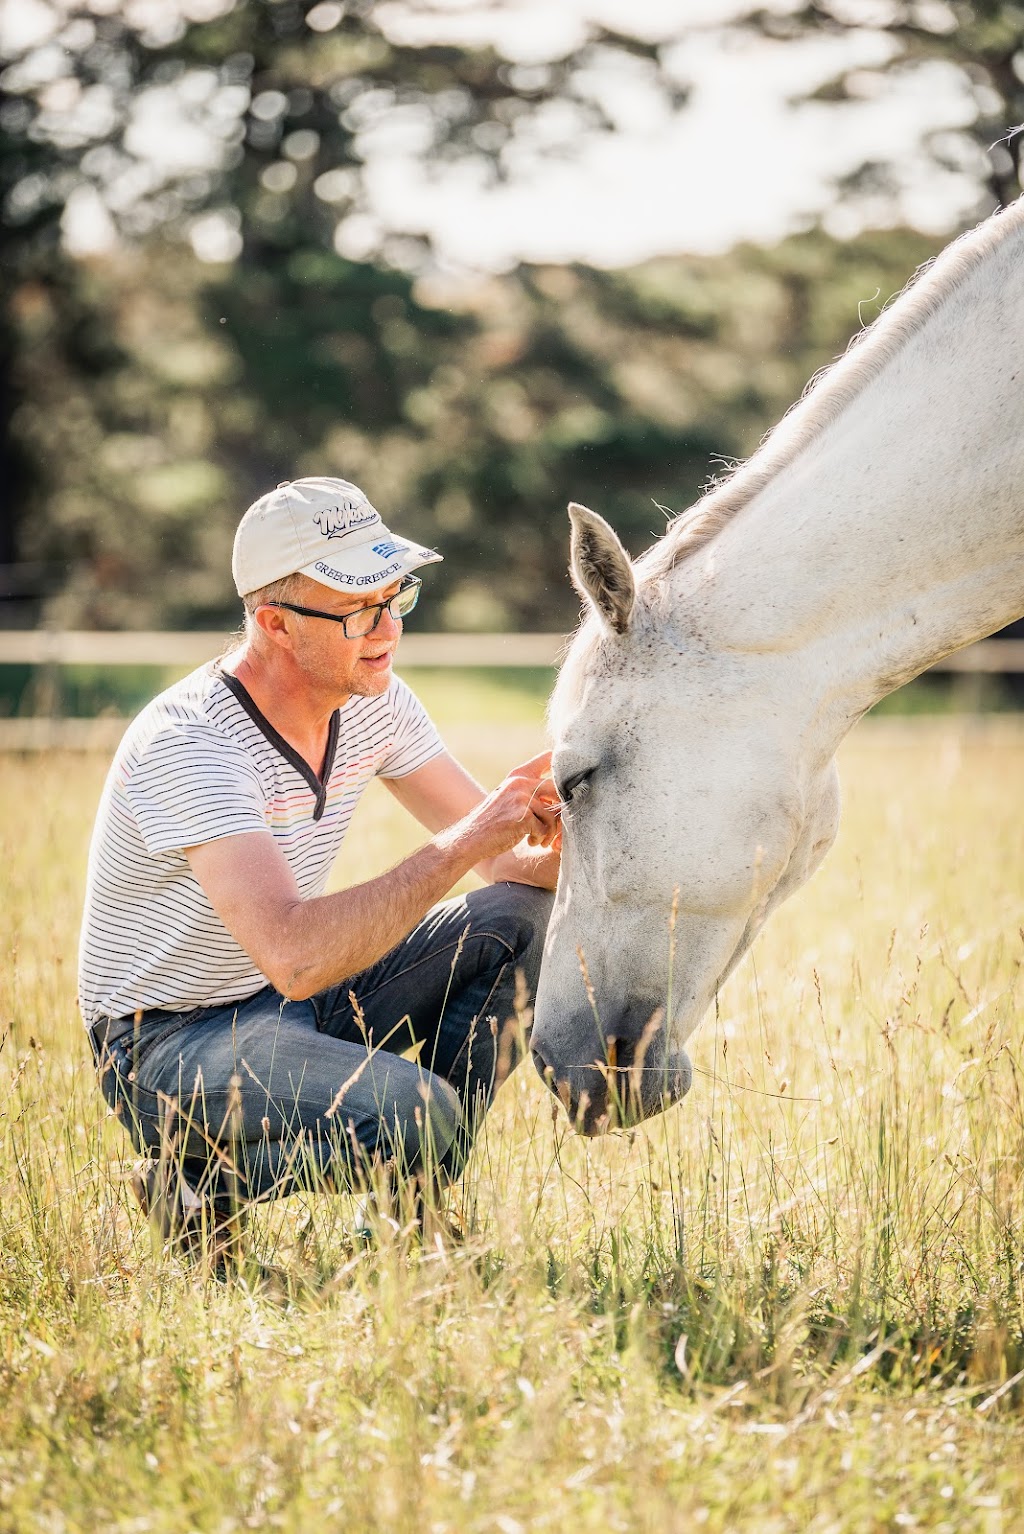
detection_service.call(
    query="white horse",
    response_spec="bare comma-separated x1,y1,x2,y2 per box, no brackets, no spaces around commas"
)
531,197,1024,1134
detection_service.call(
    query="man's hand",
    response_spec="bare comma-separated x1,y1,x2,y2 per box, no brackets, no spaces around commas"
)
446,751,561,861
382,748,562,888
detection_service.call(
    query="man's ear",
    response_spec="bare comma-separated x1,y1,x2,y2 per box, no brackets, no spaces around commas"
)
251,603,294,648
568,502,635,635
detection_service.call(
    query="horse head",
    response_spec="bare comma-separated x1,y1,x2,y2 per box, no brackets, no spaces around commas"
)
531,502,841,1135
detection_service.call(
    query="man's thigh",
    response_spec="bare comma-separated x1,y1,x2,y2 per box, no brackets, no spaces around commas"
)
313,883,553,1082
124,990,460,1190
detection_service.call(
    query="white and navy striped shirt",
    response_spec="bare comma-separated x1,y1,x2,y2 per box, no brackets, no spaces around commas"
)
78,663,444,1027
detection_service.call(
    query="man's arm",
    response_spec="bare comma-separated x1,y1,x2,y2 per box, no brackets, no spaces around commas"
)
382,751,561,890
186,753,559,1002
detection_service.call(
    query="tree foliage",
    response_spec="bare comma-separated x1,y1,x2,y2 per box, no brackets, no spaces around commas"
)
1,0,681,265
0,0,690,626
733,1,1024,213
9,221,941,631
1,0,992,633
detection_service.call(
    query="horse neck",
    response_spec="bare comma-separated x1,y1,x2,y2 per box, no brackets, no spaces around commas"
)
688,220,1024,743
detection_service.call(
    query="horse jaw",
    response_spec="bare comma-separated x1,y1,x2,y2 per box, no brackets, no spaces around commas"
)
532,802,837,1133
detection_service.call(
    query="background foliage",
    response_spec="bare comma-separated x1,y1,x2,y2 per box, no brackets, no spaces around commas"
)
2,1,1022,631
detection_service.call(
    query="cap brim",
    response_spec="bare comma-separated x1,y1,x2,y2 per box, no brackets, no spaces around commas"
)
300,540,442,595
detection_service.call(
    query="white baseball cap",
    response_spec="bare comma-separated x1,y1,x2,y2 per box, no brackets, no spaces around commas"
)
232,476,442,598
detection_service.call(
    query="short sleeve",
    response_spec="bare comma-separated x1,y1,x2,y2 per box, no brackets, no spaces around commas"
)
121,724,268,855
376,677,445,779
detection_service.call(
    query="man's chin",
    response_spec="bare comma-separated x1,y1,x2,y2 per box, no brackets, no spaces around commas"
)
352,654,393,693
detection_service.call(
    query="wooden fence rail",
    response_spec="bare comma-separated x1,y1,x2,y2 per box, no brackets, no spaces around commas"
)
1,633,1022,751
2,631,1024,671
0,630,569,669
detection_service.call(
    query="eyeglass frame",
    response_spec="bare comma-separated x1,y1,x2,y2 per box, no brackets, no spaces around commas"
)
261,575,422,639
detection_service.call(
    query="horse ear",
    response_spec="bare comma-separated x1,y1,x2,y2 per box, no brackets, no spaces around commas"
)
568,502,635,635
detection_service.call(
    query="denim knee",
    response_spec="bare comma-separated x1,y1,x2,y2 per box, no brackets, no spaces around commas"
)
471,879,552,938
484,882,554,991
391,1071,462,1172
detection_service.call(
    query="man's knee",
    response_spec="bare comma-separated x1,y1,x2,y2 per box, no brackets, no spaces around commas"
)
499,880,555,939
498,882,553,993
390,1071,462,1171
466,882,554,987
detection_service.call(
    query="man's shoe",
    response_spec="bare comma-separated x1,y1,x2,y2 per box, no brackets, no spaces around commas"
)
348,1191,401,1244
349,1185,464,1248
130,1159,244,1268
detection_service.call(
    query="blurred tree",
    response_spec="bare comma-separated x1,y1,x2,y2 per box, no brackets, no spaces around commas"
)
730,1,1024,216
0,0,688,627
9,220,937,633
0,0,951,636
0,1,684,261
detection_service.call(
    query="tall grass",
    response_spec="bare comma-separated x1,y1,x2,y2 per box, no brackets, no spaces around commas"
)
1,697,1023,1530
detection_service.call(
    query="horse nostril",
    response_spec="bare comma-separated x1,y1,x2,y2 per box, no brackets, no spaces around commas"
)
530,1044,552,1084
610,1036,635,1072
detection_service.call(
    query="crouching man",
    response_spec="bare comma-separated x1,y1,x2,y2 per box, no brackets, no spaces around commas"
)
78,477,560,1258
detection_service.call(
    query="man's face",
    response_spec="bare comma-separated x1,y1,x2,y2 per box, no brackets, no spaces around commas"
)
276,573,406,700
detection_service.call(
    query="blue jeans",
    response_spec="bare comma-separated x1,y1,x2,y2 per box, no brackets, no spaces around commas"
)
91,883,552,1205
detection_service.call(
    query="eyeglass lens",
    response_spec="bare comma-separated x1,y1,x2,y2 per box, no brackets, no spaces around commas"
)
346,581,420,636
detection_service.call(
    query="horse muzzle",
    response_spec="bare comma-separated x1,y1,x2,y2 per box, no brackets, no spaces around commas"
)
530,1011,693,1135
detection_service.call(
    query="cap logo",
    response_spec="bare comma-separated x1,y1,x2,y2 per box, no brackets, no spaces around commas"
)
372,539,402,559
312,498,379,539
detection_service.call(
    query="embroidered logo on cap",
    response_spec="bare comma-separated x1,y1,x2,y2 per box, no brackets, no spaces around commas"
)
312,499,380,539
372,540,403,559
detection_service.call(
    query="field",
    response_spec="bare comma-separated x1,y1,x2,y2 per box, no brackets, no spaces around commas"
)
2,673,1024,1533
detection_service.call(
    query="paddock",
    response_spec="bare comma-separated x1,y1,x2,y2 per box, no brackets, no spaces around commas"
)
1,670,1022,1529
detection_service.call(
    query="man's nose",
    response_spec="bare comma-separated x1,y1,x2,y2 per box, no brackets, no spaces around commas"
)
374,605,402,642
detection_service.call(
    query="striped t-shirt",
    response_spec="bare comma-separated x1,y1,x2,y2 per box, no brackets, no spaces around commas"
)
78,663,444,1027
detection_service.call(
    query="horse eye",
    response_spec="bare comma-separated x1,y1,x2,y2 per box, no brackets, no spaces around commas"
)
560,768,595,802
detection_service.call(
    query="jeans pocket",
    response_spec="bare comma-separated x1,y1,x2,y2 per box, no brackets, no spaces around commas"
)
97,1038,161,1153
126,1007,205,1073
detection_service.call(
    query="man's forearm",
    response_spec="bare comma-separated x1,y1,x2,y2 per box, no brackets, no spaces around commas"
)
276,825,484,1000
190,751,559,1001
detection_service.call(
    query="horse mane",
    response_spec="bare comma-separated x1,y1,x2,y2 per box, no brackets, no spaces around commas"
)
639,199,1024,586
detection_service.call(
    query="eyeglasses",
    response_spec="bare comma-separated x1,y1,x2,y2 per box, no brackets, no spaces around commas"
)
263,576,421,639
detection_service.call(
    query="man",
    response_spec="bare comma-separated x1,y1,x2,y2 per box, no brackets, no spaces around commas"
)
79,476,560,1255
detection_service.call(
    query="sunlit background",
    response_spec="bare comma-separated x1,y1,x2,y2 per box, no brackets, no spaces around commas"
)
1,0,1021,668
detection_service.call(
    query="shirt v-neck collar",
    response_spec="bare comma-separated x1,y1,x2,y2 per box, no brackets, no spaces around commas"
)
215,666,341,823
